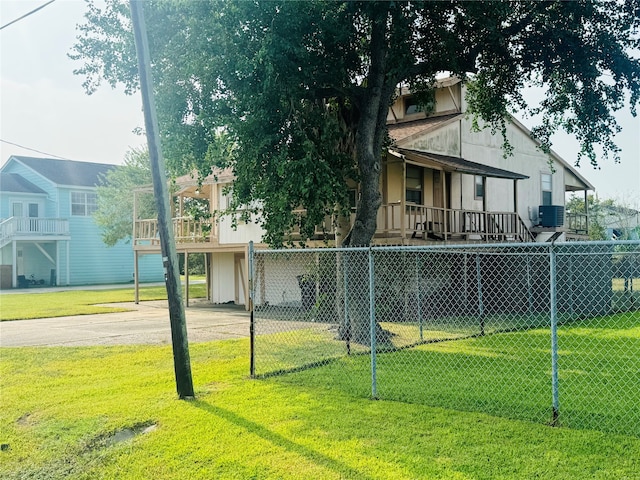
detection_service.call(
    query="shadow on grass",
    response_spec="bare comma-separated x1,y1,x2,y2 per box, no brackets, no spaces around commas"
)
190,399,374,480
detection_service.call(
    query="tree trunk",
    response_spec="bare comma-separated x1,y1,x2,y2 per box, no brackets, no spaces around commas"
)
339,6,396,346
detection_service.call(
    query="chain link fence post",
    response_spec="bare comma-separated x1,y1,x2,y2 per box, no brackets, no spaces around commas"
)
369,246,378,399
249,240,255,378
549,243,560,425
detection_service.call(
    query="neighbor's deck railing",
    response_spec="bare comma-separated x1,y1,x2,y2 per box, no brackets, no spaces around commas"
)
0,217,69,245
566,212,589,236
134,217,215,245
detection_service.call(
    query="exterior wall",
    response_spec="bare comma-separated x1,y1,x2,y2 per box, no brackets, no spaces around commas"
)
210,252,236,303
402,121,461,157
459,117,566,227
216,186,264,245
1,192,47,218
137,254,163,282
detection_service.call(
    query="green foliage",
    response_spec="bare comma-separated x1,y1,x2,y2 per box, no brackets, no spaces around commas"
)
2,323,640,478
0,282,206,321
566,193,640,241
72,1,640,246
94,147,155,246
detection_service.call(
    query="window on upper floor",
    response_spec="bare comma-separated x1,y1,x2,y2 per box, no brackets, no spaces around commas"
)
474,176,484,200
71,192,98,216
541,173,552,206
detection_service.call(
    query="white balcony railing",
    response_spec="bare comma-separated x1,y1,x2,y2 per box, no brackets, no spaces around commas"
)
0,217,70,245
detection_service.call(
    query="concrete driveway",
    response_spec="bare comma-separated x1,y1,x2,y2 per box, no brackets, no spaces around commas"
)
0,300,250,347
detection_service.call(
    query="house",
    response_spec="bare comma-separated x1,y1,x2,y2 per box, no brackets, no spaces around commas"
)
0,156,164,289
131,77,594,308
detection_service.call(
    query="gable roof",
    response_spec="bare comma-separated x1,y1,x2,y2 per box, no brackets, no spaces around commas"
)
388,113,462,144
9,156,115,187
0,172,47,194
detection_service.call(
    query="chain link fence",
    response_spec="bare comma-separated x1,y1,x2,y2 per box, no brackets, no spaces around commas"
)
249,241,640,436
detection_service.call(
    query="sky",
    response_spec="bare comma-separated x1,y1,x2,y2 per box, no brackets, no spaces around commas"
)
1,0,639,201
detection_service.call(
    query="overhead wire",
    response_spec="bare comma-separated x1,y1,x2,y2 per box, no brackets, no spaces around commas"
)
0,139,71,160
0,0,57,31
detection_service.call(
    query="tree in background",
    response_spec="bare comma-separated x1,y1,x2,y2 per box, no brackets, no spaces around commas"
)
94,147,207,274
566,194,640,241
94,146,154,246
71,0,640,248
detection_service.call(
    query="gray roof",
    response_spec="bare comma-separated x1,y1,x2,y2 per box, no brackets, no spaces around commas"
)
397,149,529,180
0,172,47,194
11,156,115,187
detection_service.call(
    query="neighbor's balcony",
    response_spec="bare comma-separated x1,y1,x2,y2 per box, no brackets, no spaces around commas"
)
565,212,589,237
134,217,216,246
0,217,69,245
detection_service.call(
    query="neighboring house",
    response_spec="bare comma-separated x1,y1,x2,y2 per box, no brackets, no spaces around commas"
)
0,156,163,289
600,205,640,240
131,77,594,308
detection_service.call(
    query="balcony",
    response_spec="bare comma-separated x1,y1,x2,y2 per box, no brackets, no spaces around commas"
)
134,216,216,247
289,204,535,244
0,217,70,248
377,203,535,243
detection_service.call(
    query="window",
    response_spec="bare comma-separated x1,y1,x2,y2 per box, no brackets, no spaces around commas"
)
12,202,23,217
28,203,39,217
541,173,552,206
474,176,484,200
348,189,358,211
71,192,98,216
406,165,423,204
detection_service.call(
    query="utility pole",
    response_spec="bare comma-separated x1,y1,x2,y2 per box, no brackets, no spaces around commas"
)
129,0,194,398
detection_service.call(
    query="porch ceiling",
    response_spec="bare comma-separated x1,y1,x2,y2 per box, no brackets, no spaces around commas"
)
394,148,529,180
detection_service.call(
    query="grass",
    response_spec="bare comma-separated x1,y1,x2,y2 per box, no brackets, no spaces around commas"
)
2,337,640,479
256,313,640,437
0,282,207,321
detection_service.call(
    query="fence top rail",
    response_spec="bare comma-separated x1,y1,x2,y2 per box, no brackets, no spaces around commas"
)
253,239,640,255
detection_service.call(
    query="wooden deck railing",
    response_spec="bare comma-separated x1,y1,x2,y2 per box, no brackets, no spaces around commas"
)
377,204,534,242
566,212,589,236
134,205,535,246
134,217,215,245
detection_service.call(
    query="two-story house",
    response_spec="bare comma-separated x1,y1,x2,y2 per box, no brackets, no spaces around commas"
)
131,77,593,308
0,156,163,289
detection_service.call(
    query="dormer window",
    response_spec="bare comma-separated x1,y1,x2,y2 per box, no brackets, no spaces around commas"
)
404,97,425,115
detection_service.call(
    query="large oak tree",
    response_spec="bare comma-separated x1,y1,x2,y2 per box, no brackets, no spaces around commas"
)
72,1,639,247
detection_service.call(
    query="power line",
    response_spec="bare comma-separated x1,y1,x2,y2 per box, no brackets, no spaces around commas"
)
0,139,71,160
0,0,57,31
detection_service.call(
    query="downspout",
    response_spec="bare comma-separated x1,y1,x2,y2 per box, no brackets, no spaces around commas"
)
584,189,589,236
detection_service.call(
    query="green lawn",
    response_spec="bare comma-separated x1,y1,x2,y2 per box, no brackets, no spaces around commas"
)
256,313,640,437
0,282,207,321
1,337,639,479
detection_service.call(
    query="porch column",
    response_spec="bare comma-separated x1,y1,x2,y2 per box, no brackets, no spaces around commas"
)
205,252,211,301
584,190,589,235
134,250,140,304
12,240,17,288
401,161,406,242
184,251,189,307
443,171,449,242
513,180,519,215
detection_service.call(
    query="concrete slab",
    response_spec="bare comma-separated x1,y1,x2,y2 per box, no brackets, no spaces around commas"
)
0,300,250,347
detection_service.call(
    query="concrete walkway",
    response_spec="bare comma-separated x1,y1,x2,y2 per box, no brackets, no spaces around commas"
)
0,300,250,347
